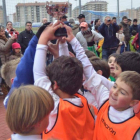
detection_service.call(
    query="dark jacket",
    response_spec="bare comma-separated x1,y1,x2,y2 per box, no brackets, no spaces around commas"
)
120,22,130,45
98,23,119,49
130,24,138,35
138,24,140,46
18,29,35,54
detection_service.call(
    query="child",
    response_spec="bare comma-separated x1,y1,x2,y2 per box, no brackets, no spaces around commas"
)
9,42,22,61
116,24,126,54
108,53,119,81
1,58,21,88
129,30,137,52
6,85,54,140
33,22,95,140
62,25,140,139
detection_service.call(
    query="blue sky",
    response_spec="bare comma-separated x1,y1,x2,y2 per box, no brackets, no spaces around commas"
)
0,0,140,15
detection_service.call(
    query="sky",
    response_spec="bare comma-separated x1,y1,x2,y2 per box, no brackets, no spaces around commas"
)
0,0,140,15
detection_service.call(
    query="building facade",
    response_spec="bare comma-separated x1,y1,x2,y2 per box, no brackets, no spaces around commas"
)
16,2,72,26
72,1,108,23
0,6,4,25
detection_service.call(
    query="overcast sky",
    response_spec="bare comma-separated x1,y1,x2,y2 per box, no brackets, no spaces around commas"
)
0,0,140,15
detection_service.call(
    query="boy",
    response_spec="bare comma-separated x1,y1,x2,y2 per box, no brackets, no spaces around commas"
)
6,85,54,140
33,22,95,139
129,30,137,52
63,25,140,139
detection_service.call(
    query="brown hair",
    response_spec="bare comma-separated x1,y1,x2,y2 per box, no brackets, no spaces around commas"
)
46,56,83,95
6,85,54,134
1,58,21,87
118,71,140,100
85,50,96,58
90,56,110,78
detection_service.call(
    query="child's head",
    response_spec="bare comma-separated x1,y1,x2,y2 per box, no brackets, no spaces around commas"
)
132,30,137,36
6,85,54,135
108,53,120,76
1,58,21,87
12,42,21,55
118,24,123,31
109,71,140,111
46,56,83,96
113,52,140,79
85,50,96,58
90,56,110,79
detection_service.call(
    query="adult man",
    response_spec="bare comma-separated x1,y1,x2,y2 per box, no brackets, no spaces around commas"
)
77,14,91,30
98,16,119,60
130,19,139,35
112,17,117,23
76,22,104,51
18,21,35,54
128,19,132,26
42,18,48,24
120,16,131,50
60,15,67,22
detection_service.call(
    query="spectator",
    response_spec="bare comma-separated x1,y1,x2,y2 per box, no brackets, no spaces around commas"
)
60,15,67,22
42,18,48,24
128,18,132,26
139,24,140,48
98,16,119,60
120,16,131,50
77,14,91,31
76,22,104,52
5,21,19,37
94,19,101,26
18,21,35,54
130,19,138,35
112,17,117,23
69,18,79,36
129,30,137,52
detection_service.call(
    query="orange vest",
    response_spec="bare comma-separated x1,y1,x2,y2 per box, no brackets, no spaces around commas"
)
43,93,95,140
94,100,140,140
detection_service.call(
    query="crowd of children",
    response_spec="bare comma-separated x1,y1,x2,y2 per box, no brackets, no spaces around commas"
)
1,21,140,140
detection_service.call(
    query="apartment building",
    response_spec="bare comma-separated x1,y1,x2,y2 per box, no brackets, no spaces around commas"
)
72,1,108,22
0,6,4,25
16,1,72,26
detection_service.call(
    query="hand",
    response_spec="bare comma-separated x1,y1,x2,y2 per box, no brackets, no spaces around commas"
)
48,39,60,59
63,24,75,42
69,51,75,57
38,21,62,45
11,34,17,40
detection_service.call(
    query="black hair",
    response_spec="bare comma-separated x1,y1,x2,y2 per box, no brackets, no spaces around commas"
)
115,52,140,73
95,19,100,25
133,19,137,22
95,25,99,31
112,17,116,20
132,30,137,36
122,16,128,21
46,56,83,95
25,21,32,26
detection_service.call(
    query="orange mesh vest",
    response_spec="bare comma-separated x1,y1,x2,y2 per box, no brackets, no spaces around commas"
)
94,100,140,140
43,93,95,140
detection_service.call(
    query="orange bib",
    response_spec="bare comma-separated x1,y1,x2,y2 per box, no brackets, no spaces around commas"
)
43,93,95,140
94,100,140,140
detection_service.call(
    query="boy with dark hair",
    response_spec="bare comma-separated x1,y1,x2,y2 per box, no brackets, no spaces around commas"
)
130,19,138,35
63,25,140,140
33,22,95,140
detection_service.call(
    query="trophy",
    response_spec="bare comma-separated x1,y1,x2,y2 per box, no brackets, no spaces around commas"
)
46,1,68,37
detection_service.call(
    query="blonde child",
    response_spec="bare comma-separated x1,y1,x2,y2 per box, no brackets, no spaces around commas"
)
6,85,54,140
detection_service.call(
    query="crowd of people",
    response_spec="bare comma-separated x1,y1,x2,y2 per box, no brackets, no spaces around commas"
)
0,13,140,140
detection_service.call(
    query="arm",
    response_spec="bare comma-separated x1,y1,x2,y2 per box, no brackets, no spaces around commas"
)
0,38,14,51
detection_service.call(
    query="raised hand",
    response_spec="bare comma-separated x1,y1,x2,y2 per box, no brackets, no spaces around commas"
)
48,39,60,59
